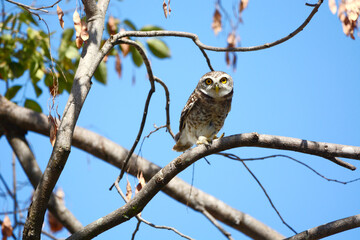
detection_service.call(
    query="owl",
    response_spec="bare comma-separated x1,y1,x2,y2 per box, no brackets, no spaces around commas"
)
172,71,233,152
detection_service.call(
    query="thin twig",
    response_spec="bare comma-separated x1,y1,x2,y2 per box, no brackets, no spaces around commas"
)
217,153,360,184
112,38,156,186
12,152,18,227
154,77,175,139
110,0,323,53
131,220,141,240
114,181,194,240
217,153,298,235
5,0,62,13
198,206,234,240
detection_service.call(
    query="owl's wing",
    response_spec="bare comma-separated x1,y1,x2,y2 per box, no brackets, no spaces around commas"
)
178,90,198,133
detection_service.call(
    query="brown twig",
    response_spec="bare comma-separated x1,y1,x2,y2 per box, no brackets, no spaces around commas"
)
218,153,360,184
217,153,298,234
197,206,234,240
114,181,193,240
285,214,360,240
131,221,141,240
109,0,323,54
5,0,62,13
154,77,175,139
112,38,156,185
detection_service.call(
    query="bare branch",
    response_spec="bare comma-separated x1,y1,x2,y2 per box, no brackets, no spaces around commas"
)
113,38,156,182
2,95,360,239
5,0,63,13
114,183,193,240
218,153,297,234
3,121,83,233
285,214,360,240
218,153,359,184
154,77,175,139
198,206,234,240
107,0,323,54
22,0,109,238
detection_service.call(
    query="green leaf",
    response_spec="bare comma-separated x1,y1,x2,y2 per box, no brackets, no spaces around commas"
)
130,41,144,67
123,19,137,30
5,85,22,100
140,25,164,31
9,62,25,78
32,80,43,97
24,99,42,113
146,38,171,59
93,61,107,84
65,46,80,59
59,29,75,59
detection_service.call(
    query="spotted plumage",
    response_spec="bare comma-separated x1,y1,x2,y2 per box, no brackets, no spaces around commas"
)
173,71,233,152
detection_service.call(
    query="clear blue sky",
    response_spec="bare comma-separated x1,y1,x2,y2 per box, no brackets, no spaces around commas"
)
1,0,360,239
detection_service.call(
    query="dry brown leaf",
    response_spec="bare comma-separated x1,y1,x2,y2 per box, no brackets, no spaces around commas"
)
115,53,122,78
56,5,64,29
227,32,237,47
80,20,89,41
211,8,222,35
48,211,63,233
75,38,83,49
163,0,168,18
168,0,172,16
225,52,230,66
126,179,132,202
240,0,249,13
48,115,58,147
73,9,81,37
107,16,117,35
1,215,13,240
135,172,146,195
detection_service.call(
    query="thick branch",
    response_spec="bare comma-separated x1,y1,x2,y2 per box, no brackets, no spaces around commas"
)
22,0,109,238
2,121,83,233
285,214,360,240
0,95,284,240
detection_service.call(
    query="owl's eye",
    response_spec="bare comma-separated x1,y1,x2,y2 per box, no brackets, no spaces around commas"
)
204,78,213,85
220,77,227,84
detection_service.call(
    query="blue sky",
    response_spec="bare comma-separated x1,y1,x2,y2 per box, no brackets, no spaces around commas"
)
1,0,360,239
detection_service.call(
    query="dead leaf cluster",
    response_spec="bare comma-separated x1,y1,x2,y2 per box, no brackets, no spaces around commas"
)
126,172,146,215
225,33,238,71
163,0,172,18
73,9,89,48
330,0,360,39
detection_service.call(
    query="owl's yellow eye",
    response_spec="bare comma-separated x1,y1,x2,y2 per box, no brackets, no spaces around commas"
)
220,77,227,84
204,78,213,85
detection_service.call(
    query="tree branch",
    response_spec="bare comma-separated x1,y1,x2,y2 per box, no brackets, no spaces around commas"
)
0,95,284,240
113,38,156,182
106,0,323,54
2,120,83,233
285,214,360,240
22,0,109,238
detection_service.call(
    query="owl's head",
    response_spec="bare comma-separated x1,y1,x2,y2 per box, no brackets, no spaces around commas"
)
197,71,233,99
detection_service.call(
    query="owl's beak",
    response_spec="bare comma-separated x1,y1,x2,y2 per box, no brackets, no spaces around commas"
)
214,84,219,94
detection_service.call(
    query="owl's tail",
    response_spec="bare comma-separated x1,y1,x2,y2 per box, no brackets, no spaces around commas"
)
172,132,192,152
172,142,192,152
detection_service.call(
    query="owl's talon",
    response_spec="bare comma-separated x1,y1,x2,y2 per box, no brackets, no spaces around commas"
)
219,132,225,139
196,136,211,146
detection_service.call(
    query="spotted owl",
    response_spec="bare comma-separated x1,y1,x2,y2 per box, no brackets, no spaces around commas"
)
172,71,233,152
